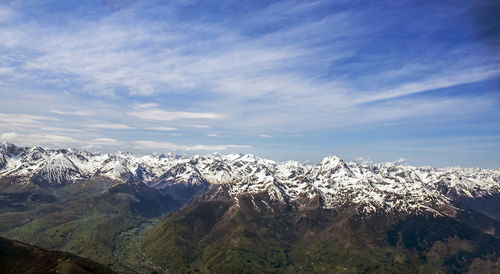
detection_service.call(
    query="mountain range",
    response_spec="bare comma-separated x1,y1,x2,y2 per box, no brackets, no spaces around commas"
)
1,142,500,273
2,143,499,212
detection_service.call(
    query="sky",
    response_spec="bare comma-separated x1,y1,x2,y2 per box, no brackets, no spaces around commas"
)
0,0,499,167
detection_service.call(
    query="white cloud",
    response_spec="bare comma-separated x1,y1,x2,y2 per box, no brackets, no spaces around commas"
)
33,134,80,143
50,109,96,116
12,134,80,145
90,138,122,146
260,134,272,138
190,124,212,129
1,132,128,149
129,108,224,121
0,113,60,123
361,66,500,103
40,127,85,133
0,132,17,142
87,123,131,129
145,126,179,131
207,133,231,138
135,103,159,109
134,140,250,151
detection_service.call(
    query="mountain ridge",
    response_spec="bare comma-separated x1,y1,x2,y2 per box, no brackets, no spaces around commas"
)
1,142,499,216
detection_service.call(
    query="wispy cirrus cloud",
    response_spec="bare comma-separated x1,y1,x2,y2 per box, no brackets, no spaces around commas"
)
0,113,59,124
133,140,250,151
13,133,80,145
40,127,85,133
50,109,96,116
87,123,131,130
190,125,212,129
89,137,122,146
360,66,500,104
129,107,224,122
0,132,17,142
145,126,179,131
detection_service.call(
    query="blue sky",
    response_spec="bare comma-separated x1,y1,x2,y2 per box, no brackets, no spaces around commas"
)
0,0,499,167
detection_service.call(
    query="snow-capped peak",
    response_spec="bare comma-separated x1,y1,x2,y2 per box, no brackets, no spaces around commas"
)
0,143,499,216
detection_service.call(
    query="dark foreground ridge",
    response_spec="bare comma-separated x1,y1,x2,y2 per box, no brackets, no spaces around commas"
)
0,236,113,274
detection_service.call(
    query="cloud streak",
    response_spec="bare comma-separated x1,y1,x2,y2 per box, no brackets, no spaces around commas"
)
129,109,224,121
50,109,96,116
145,126,179,131
0,113,59,124
87,123,131,130
133,140,251,151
